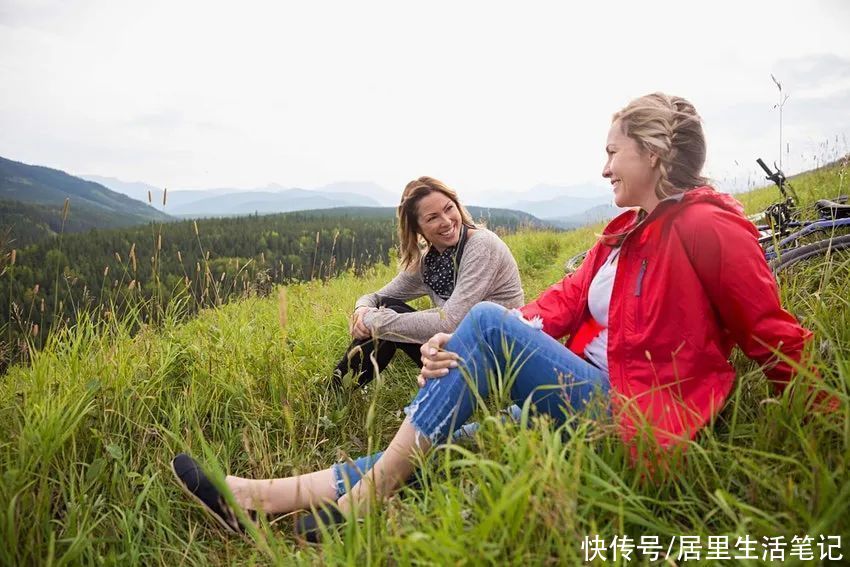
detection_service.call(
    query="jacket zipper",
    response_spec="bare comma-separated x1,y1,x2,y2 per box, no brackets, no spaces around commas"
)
634,259,648,296
634,258,648,329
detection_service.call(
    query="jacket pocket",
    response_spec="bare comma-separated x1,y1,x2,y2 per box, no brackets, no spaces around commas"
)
634,258,648,328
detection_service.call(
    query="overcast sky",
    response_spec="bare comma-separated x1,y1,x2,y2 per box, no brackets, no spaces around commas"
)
1,0,849,202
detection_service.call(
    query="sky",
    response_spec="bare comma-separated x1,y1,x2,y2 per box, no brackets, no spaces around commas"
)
1,0,849,203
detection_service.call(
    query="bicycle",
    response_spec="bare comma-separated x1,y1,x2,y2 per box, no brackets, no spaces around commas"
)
751,158,850,273
563,159,850,274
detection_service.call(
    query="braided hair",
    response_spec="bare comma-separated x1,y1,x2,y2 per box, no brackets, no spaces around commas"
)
612,93,708,199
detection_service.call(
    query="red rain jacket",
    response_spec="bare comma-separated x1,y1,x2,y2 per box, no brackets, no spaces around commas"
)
520,187,811,449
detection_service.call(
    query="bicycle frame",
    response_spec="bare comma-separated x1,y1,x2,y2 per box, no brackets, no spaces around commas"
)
762,217,850,261
753,157,850,264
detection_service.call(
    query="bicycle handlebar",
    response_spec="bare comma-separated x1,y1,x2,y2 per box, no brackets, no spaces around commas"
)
756,158,773,176
756,157,786,186
756,157,794,203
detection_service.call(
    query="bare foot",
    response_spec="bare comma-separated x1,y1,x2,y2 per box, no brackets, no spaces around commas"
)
226,475,263,511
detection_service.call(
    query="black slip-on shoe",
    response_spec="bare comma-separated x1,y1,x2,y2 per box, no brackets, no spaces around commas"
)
294,504,348,544
171,453,248,535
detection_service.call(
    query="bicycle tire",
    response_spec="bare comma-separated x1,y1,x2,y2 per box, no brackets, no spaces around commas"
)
770,233,850,273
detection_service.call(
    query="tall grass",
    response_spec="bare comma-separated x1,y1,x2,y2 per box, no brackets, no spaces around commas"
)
0,165,848,565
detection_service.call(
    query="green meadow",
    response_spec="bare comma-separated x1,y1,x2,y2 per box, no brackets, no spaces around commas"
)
1,162,848,565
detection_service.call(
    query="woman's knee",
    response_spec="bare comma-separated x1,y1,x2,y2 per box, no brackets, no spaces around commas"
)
466,301,507,329
376,296,413,313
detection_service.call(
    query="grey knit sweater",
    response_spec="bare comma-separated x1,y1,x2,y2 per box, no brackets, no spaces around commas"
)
356,228,525,344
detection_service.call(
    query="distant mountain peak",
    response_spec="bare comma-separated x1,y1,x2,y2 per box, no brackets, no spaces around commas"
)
84,175,398,213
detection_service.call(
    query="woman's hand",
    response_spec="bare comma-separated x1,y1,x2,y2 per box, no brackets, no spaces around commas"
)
417,332,459,387
349,307,371,340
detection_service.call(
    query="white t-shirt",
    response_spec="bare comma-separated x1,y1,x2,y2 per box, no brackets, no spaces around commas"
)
583,248,619,372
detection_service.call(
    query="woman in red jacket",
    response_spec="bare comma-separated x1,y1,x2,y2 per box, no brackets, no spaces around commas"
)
172,93,817,540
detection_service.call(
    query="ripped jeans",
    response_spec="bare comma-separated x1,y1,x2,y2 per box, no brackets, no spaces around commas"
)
330,301,610,498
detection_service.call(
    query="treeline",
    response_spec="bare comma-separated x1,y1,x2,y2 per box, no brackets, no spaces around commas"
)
0,206,545,371
2,210,394,343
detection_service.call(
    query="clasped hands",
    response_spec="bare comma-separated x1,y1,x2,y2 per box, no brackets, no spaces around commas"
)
349,309,460,386
349,306,372,340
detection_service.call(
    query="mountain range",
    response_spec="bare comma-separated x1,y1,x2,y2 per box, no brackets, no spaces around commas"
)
83,175,620,224
1,154,622,247
80,176,400,213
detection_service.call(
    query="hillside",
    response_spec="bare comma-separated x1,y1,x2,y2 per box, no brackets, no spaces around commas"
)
547,203,626,229
0,156,172,242
84,177,401,211
78,175,163,205
0,199,71,245
284,205,554,229
166,188,382,217
0,203,554,364
0,163,847,564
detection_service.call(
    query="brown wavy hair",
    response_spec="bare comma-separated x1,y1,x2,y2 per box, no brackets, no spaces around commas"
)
397,176,475,270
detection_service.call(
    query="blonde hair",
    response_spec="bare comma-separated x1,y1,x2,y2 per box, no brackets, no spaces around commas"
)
397,176,475,270
613,92,708,200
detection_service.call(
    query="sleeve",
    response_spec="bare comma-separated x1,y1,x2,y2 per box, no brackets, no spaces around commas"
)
518,243,601,340
362,234,504,343
674,205,812,391
354,269,429,310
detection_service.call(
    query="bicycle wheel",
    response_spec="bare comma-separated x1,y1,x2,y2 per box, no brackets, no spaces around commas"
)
771,233,850,273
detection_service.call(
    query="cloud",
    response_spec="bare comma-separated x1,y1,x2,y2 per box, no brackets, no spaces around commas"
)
2,1,850,196
125,109,235,135
773,54,850,99
0,0,92,31
697,54,850,192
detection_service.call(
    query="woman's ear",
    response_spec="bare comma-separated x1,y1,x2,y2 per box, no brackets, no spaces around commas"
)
649,153,659,168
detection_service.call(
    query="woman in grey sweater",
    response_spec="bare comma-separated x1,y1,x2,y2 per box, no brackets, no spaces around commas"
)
171,176,526,536
333,176,524,388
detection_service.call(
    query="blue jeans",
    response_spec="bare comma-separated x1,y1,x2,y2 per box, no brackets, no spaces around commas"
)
331,302,609,498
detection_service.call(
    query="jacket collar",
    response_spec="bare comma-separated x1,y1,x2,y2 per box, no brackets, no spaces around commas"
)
599,186,735,245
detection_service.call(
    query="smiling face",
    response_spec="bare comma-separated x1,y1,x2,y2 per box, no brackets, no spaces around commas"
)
603,119,662,212
415,191,463,251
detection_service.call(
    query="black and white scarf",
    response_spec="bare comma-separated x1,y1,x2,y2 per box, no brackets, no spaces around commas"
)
421,225,469,300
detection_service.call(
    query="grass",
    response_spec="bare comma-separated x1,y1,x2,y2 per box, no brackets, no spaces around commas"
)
0,164,848,565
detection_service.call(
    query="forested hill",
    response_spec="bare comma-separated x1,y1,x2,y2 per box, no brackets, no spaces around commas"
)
0,199,122,246
283,205,553,229
0,155,172,232
0,203,555,369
